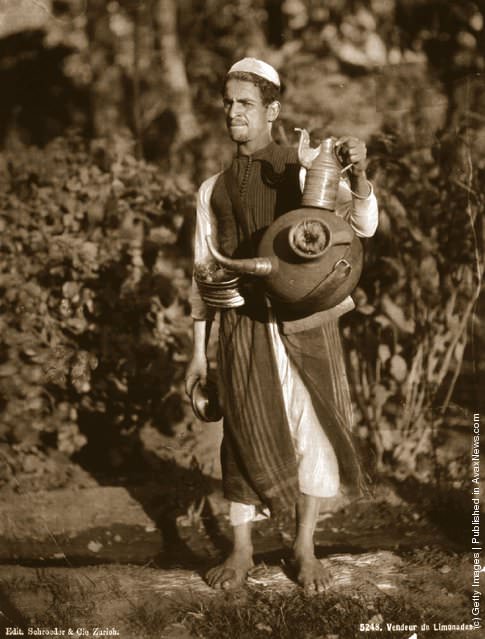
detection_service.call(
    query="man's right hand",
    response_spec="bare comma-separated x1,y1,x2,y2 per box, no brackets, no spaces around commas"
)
185,354,208,398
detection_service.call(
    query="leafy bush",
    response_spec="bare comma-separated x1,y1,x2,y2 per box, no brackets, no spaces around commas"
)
344,123,483,482
0,132,195,483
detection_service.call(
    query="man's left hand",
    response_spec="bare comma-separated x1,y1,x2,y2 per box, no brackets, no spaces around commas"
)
335,136,367,175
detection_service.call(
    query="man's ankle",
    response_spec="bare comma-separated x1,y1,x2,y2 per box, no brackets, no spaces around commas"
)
293,538,315,559
232,543,254,558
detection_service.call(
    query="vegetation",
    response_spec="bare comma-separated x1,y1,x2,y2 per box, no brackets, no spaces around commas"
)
0,133,195,481
346,119,483,481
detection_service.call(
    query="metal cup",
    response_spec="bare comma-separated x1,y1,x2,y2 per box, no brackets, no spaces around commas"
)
190,379,222,422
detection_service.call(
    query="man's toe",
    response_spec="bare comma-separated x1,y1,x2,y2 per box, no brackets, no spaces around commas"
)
220,568,239,589
207,567,237,590
205,567,222,587
316,581,326,593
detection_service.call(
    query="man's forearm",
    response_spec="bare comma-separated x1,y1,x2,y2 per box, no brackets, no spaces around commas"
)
193,318,212,358
349,169,371,198
185,318,212,396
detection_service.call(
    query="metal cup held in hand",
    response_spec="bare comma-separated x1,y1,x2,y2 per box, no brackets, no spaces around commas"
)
190,379,222,422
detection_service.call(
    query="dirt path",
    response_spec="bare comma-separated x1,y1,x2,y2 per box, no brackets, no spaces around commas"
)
0,483,477,639
0,481,463,564
0,548,474,639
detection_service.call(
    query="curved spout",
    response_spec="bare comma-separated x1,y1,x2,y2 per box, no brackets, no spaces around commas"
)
206,235,276,276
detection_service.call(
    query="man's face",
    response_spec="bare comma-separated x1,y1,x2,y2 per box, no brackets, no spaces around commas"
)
223,79,271,146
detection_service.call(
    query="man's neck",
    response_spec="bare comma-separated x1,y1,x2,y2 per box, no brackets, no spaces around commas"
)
237,133,273,156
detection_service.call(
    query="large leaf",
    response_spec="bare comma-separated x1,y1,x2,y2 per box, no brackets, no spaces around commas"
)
419,255,440,294
390,354,408,382
380,294,415,333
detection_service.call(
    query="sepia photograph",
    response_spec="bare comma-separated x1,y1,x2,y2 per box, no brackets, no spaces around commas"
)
0,1,483,637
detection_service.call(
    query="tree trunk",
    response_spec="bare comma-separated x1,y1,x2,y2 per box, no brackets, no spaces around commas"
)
85,0,124,137
265,0,284,48
154,0,199,145
132,0,143,157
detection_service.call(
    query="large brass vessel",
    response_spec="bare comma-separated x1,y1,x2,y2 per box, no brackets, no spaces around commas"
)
206,135,363,320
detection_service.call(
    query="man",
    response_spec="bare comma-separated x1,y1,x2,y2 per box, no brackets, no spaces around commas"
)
185,58,378,593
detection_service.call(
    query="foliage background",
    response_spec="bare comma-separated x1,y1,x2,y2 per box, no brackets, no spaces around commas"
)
0,0,483,492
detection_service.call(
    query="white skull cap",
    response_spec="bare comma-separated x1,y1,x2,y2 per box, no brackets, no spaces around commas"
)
228,57,280,87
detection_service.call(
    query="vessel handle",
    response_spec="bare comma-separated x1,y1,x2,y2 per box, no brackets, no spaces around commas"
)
334,140,354,175
331,228,354,246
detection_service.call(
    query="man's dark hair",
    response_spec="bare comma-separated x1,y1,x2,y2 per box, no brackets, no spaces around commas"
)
223,71,281,106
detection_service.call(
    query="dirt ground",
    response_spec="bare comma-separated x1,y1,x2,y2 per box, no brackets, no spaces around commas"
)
0,418,480,639
0,547,475,639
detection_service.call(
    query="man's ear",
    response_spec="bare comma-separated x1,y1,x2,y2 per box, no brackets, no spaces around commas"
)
267,101,281,122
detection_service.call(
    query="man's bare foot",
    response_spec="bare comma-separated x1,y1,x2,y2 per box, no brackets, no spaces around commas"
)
293,550,331,594
205,551,254,590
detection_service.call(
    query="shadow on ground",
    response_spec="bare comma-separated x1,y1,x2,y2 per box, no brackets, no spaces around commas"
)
0,586,30,636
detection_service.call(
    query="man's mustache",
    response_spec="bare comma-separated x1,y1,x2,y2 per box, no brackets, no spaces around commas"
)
228,119,247,126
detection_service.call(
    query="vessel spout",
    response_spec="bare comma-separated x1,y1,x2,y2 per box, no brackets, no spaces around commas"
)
206,235,275,276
